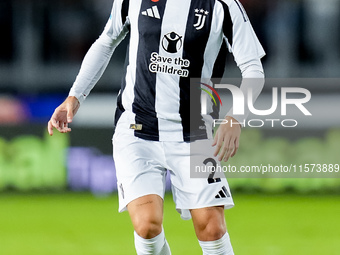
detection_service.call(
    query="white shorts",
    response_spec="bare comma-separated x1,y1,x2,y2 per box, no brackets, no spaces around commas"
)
113,123,234,220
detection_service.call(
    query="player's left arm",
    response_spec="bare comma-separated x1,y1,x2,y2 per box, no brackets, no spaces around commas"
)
212,0,265,162
212,59,264,162
212,116,241,162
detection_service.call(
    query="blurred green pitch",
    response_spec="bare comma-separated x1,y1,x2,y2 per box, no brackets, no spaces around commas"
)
0,192,339,255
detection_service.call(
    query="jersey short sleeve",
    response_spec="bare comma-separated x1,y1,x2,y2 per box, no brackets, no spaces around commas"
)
221,0,265,66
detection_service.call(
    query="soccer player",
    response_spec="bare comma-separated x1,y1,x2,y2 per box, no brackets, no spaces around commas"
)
48,0,265,254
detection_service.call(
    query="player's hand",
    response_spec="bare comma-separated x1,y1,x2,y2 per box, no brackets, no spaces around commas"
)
212,116,241,162
47,96,80,136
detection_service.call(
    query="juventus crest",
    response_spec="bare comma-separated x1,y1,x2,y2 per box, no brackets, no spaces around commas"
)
194,9,209,30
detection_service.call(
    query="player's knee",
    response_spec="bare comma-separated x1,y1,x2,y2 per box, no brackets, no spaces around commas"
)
192,207,227,241
202,222,226,241
195,218,226,241
134,218,162,239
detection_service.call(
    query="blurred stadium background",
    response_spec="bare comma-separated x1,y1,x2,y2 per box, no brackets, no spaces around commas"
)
0,0,339,254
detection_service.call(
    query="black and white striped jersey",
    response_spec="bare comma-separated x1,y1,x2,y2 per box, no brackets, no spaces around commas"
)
69,0,265,142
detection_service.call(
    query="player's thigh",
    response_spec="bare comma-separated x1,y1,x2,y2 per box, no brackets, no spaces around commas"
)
190,206,227,241
127,194,164,238
165,140,234,220
113,127,167,213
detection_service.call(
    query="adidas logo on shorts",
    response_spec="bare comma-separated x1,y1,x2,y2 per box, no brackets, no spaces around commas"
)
215,186,230,199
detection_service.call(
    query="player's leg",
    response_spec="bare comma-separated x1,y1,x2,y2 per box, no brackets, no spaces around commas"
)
127,194,171,255
191,206,234,255
190,206,226,241
113,119,171,255
128,194,163,238
164,139,234,254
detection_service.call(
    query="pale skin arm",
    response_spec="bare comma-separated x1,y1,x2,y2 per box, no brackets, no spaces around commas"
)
212,116,241,162
47,96,80,136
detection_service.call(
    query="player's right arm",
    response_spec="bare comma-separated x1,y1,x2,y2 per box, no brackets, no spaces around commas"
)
47,0,130,135
47,96,80,136
67,0,130,104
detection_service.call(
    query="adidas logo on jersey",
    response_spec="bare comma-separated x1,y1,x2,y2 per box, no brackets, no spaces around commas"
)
141,6,160,19
215,186,230,199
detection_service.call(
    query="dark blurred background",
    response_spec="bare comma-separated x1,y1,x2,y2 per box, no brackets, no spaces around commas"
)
1,0,340,93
